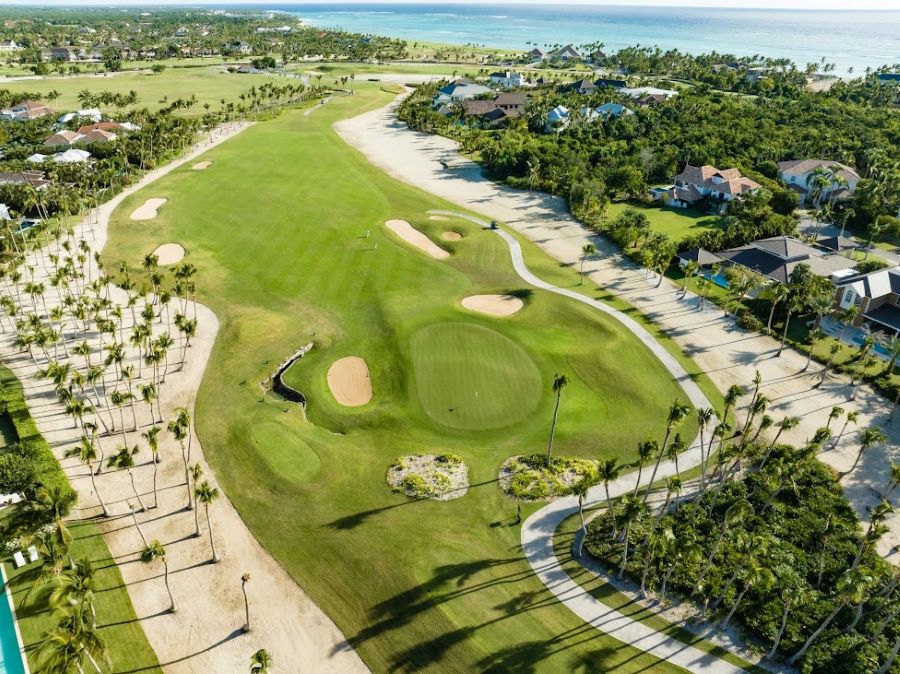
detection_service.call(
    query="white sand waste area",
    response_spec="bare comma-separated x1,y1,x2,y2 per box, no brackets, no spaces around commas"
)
461,294,524,317
153,243,185,265
192,161,213,170
327,356,373,406
429,215,448,221
130,197,167,221
385,219,449,259
441,231,463,241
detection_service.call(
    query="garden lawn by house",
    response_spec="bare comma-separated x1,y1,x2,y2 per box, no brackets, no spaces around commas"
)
606,201,722,243
0,66,274,116
102,83,706,672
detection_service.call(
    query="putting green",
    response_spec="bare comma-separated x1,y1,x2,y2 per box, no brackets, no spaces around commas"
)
410,322,542,430
250,421,321,483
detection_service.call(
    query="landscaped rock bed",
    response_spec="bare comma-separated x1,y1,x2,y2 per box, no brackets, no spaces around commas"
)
499,454,598,501
387,453,469,500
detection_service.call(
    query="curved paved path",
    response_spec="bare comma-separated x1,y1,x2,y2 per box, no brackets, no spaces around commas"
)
430,209,747,672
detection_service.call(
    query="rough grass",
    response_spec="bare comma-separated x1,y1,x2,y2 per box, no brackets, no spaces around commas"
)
101,83,703,673
606,201,722,242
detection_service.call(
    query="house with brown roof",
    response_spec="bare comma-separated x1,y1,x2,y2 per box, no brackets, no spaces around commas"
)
551,45,582,61
663,164,761,212
80,129,117,144
44,130,83,147
0,171,51,189
1,100,53,121
777,159,860,204
568,78,597,95
459,93,529,126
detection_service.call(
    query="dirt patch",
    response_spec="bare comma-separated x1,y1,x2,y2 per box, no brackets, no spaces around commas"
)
130,198,167,221
387,453,468,500
385,219,449,259
153,243,185,265
441,231,463,241
461,294,523,317
192,161,213,170
327,356,372,407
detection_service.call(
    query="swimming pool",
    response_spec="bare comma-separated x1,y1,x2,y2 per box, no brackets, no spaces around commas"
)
0,567,27,674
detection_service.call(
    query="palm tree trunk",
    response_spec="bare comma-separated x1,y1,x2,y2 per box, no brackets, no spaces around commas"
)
193,497,201,537
767,600,792,659
877,633,900,674
242,583,251,632
777,311,792,357
88,462,108,517
604,485,617,537
617,528,630,579
206,504,219,562
129,469,147,511
874,602,900,638
152,460,159,509
642,431,671,505
182,443,193,510
787,600,847,665
131,507,148,548
546,391,562,465
163,559,176,613
718,585,749,632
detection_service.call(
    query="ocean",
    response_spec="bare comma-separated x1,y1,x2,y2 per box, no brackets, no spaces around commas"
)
258,3,900,76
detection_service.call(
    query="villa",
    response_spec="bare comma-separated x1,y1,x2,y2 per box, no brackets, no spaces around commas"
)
58,108,103,124
544,105,570,132
836,266,900,333
52,149,91,164
527,47,546,63
432,79,492,107
489,71,529,89
44,131,83,147
662,164,760,211
1,100,53,121
777,159,860,204
595,78,628,89
568,79,597,95
619,86,679,101
593,102,633,119
0,171,51,189
551,44,582,60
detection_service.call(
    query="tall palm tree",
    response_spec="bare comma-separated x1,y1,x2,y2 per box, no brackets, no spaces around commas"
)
195,481,220,562
777,293,805,358
766,568,808,659
64,436,108,517
250,647,271,673
107,445,146,511
830,409,858,449
717,560,774,632
142,426,161,508
579,243,596,284
545,373,568,465
189,463,204,537
141,540,176,613
168,415,192,509
596,459,620,537
631,439,657,498
760,416,799,468
242,573,253,633
696,499,753,591
680,260,699,298
696,407,715,493
616,494,647,579
787,568,875,665
37,604,110,674
642,401,690,505
882,462,900,500
843,427,887,478
42,558,98,627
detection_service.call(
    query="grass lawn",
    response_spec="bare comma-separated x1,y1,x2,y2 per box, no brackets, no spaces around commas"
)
606,201,722,242
0,66,276,116
6,520,161,674
102,82,711,672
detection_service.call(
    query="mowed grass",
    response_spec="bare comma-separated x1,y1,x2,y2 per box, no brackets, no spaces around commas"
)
102,83,700,672
409,322,542,430
7,519,161,673
607,201,722,242
0,67,275,115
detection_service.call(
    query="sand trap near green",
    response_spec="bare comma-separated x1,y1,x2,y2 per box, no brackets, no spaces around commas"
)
153,242,185,265
385,219,449,259
130,197,167,221
410,322,541,430
327,356,373,407
461,294,523,317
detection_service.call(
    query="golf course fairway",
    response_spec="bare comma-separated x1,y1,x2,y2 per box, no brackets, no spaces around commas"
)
103,84,700,673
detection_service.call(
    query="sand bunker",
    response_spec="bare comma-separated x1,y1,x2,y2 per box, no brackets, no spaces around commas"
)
461,294,524,317
327,357,372,407
429,215,449,221
441,231,463,241
385,219,449,260
153,243,185,266
192,161,213,170
130,198,167,221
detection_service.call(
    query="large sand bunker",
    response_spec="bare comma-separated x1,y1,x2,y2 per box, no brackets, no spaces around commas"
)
192,161,213,170
327,357,372,407
130,198,167,221
461,294,524,317
385,219,449,260
153,243,185,265
441,231,463,241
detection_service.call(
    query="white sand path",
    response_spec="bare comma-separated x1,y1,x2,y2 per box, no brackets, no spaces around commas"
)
153,243,184,265
130,197,167,221
1,121,367,673
384,219,449,259
327,357,373,407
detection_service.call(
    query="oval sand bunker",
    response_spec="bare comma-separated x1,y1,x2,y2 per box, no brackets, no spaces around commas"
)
461,294,524,317
441,231,463,241
192,161,213,170
385,219,449,260
153,243,185,266
327,357,372,407
130,198,167,221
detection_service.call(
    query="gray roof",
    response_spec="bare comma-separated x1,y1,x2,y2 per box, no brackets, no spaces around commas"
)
865,304,900,332
841,267,900,299
753,236,821,260
677,248,722,266
817,236,858,252
718,236,856,283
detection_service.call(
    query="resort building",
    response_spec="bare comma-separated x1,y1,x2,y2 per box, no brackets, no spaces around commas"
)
0,171,51,189
619,86,678,100
569,79,597,95
528,48,546,63
777,159,860,204
432,79,492,107
662,164,761,211
489,71,529,89
544,105,570,132
0,100,53,121
835,266,900,333
551,44,582,60
43,131,83,147
58,108,103,124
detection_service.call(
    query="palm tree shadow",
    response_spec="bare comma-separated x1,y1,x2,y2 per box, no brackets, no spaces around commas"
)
118,627,245,673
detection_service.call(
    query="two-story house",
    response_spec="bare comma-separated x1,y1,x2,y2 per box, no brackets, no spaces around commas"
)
836,267,900,334
777,159,860,205
664,164,761,211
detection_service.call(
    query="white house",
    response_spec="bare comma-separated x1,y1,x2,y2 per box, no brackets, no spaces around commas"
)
619,86,678,100
0,40,21,53
53,149,91,164
551,45,582,61
777,159,860,205
26,154,47,164
528,48,546,63
662,164,760,211
595,102,634,119
58,108,102,124
544,105,569,132
489,71,529,89
432,79,492,107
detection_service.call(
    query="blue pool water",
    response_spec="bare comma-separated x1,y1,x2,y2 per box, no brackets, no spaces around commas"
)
702,270,730,289
0,569,26,674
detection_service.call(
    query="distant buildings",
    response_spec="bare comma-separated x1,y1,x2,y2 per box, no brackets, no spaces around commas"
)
489,71,529,89
777,159,860,204
0,100,53,121
432,79,492,107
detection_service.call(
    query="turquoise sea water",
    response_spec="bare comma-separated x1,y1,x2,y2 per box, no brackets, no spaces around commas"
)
264,3,900,76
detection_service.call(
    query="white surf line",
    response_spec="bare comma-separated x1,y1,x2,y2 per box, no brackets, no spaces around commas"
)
428,210,753,674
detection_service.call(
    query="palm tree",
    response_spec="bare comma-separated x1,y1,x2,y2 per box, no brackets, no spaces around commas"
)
696,499,753,591
37,605,110,674
680,260,699,298
830,409,858,450
64,436,107,517
250,647,271,673
596,459,620,537
545,373,568,465
631,439,657,498
777,293,805,358
642,401,690,505
242,573,253,633
763,282,789,334
616,494,647,579
107,445,146,511
579,243,595,285
195,481,220,562
843,427,887,477
877,633,900,674
696,407,715,493
141,540,176,613
168,415,192,509
39,558,98,627
717,560,774,632
141,426,162,507
787,568,875,665
760,416,799,468
767,568,807,659
882,462,900,500
189,463,204,537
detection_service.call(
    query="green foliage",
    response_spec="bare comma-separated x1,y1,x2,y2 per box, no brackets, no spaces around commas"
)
0,442,38,494
854,258,890,274
503,454,598,500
